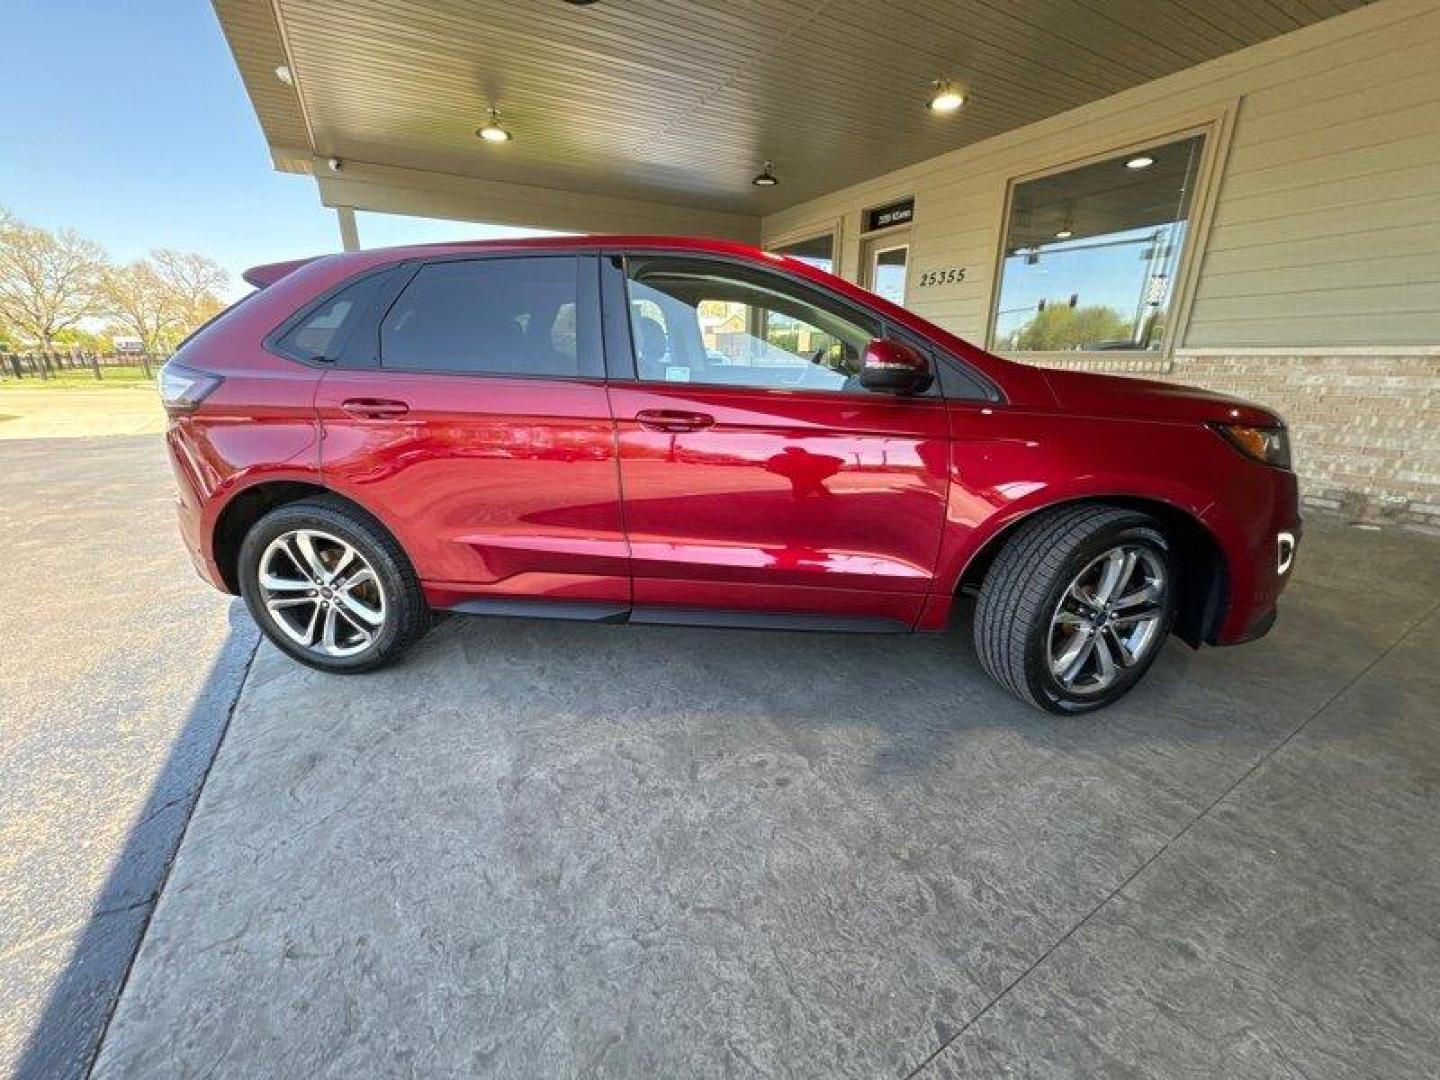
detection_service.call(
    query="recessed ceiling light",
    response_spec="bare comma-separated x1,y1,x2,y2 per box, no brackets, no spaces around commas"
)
751,161,779,187
927,79,965,113
1054,229,1073,239
476,107,512,143
1126,155,1155,170
274,64,293,85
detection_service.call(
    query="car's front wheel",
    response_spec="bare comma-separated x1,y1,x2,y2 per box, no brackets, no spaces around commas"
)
238,496,430,673
975,505,1177,714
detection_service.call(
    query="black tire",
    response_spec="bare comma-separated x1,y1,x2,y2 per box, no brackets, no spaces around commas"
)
974,504,1177,714
238,496,430,673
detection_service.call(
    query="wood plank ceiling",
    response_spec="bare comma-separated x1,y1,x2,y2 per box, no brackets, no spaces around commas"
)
215,0,1374,215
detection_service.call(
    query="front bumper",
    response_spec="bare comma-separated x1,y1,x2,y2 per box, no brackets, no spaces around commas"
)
1227,601,1279,645
1202,463,1301,646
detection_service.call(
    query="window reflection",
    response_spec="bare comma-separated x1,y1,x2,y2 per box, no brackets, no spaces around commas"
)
993,134,1204,352
626,258,877,392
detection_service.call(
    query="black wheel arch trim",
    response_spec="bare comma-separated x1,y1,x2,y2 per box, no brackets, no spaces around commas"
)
955,493,1230,649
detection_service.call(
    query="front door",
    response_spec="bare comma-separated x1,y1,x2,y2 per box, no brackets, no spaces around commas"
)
315,253,629,610
604,254,950,627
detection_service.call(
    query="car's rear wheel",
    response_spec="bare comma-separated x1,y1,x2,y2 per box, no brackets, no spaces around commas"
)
974,505,1176,714
238,497,429,673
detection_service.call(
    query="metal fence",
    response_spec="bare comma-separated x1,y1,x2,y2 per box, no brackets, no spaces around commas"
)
0,349,171,381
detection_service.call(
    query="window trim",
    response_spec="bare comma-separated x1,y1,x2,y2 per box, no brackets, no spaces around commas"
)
983,106,1237,372
372,252,604,380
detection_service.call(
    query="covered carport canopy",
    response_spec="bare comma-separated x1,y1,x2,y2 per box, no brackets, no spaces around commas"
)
213,0,1368,243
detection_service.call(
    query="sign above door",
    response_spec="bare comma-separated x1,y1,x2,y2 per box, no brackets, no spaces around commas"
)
864,197,915,232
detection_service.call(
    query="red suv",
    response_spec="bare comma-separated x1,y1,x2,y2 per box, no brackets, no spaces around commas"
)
160,237,1299,713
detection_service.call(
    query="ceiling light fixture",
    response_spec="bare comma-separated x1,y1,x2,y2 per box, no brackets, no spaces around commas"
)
751,161,779,187
1054,229,1073,240
274,64,293,85
476,107,512,143
1126,155,1155,170
927,79,965,113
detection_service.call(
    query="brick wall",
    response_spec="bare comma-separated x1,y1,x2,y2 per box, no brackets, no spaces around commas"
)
1028,349,1440,531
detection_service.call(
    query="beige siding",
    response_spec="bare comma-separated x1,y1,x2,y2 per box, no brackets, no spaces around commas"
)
761,0,1440,351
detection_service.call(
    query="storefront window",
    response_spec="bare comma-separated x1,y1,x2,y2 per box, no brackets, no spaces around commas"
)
992,134,1205,352
770,234,835,274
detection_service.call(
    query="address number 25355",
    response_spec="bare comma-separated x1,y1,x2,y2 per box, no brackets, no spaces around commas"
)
916,267,966,287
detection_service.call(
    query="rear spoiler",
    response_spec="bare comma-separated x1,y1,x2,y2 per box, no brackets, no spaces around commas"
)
242,256,319,289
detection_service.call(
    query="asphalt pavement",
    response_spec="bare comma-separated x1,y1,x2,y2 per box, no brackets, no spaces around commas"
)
0,435,257,1079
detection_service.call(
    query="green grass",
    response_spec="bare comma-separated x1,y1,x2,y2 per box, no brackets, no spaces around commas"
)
0,365,157,389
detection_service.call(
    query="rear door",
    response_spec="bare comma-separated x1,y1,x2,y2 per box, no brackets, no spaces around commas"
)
602,254,951,628
311,254,629,611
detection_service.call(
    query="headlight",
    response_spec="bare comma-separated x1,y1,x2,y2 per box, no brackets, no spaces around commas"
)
157,363,222,414
1211,422,1291,470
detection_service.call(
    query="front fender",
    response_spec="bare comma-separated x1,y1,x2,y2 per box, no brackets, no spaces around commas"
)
926,406,1251,634
938,474,1220,593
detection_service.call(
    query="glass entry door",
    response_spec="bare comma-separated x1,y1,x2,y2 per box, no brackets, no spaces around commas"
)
862,236,909,306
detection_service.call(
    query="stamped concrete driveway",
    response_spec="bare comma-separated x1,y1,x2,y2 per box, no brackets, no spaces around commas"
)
0,436,257,1079
90,516,1440,1078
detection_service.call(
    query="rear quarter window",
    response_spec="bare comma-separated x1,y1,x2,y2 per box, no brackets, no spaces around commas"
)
271,271,393,363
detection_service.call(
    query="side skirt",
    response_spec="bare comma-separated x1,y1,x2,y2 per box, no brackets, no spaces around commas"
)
445,598,629,622
629,607,910,634
441,598,911,634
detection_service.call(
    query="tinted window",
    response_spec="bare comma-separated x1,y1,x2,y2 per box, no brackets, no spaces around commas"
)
625,258,879,393
381,257,582,376
274,274,386,362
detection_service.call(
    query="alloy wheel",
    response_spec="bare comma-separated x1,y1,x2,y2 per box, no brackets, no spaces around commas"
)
257,528,387,657
1047,543,1168,696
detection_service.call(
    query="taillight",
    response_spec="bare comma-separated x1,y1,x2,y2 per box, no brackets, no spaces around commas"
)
157,362,222,415
1210,422,1292,470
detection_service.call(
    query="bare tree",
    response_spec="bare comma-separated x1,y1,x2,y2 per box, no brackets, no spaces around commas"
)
151,248,229,341
99,260,175,353
0,211,107,349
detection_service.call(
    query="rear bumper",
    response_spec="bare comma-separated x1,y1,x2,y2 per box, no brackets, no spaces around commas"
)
165,426,230,592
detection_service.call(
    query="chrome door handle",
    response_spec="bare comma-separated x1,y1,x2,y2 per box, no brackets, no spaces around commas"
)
341,398,410,419
635,409,714,433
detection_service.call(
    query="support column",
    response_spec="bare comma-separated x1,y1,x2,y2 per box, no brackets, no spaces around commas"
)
335,205,360,252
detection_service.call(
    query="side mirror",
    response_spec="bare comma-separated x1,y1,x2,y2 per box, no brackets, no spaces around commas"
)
860,339,931,394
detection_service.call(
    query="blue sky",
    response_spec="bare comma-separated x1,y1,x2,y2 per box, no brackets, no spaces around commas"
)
0,0,537,297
